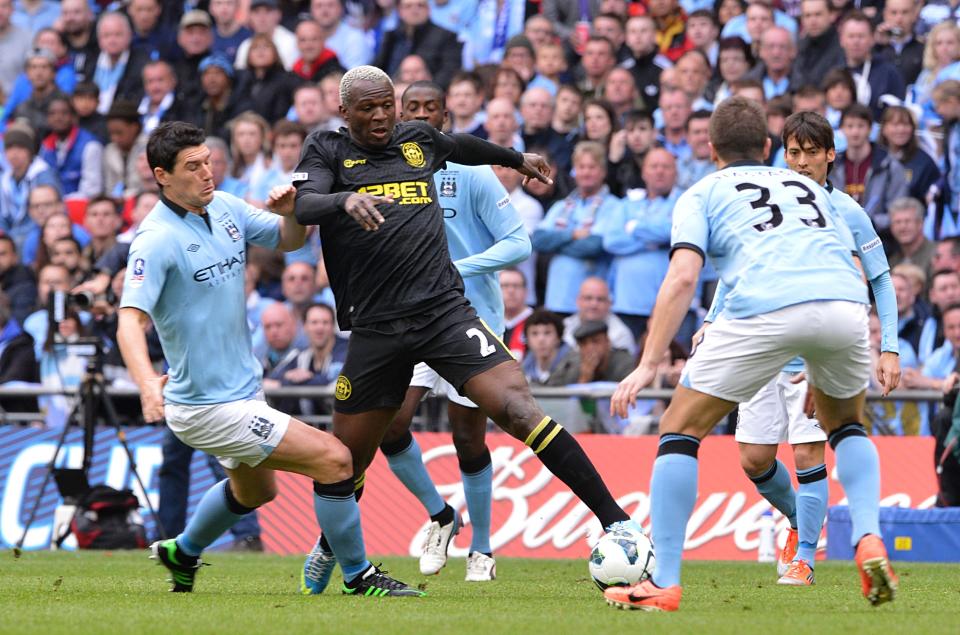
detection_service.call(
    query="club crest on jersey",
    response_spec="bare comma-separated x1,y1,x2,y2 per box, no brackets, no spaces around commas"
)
439,175,457,197
401,142,425,168
335,375,352,401
220,219,242,242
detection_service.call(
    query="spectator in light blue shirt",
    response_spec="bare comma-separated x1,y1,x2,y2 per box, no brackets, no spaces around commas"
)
12,0,59,36
676,110,714,191
603,147,681,341
532,140,619,315
904,303,960,435
310,0,372,70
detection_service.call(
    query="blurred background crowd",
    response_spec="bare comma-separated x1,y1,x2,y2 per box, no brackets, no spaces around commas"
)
2,0,960,440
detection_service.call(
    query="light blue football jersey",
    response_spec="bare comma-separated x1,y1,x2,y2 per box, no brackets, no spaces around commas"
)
120,192,281,405
674,162,867,319
435,162,525,336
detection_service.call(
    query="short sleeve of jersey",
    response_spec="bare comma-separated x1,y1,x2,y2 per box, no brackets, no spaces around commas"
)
217,192,281,249
470,166,523,240
670,186,708,257
832,190,888,280
119,225,173,316
293,132,337,194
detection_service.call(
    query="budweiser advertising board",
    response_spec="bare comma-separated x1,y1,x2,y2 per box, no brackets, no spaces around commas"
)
261,433,937,559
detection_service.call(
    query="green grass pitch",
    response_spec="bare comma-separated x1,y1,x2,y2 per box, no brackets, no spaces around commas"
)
2,552,958,635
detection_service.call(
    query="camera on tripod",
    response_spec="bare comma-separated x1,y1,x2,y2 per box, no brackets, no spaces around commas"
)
48,289,104,321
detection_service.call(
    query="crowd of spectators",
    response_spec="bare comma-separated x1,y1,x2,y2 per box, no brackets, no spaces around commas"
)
3,0,960,436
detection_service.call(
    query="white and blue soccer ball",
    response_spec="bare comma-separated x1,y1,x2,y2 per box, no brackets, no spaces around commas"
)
588,527,655,590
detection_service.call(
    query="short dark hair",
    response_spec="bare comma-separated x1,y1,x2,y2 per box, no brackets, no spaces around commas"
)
943,236,960,257
840,103,873,126
448,70,484,94
147,121,207,173
585,34,616,57
729,77,764,94
272,119,308,142
403,80,446,107
624,109,654,127
709,96,767,162
782,110,835,153
839,9,873,34
73,80,100,97
524,308,564,340
304,302,335,322
54,235,81,248
0,235,16,254
793,84,824,105
718,36,754,66
932,269,960,288
689,9,719,27
821,68,856,95
943,302,960,318
686,109,712,130
766,95,793,118
87,195,120,215
594,12,625,29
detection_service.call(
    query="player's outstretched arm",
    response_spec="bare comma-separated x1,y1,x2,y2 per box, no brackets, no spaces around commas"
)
117,307,168,424
266,185,308,251
611,248,702,417
442,132,552,186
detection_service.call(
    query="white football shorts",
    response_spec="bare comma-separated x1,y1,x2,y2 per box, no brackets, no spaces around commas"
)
165,392,291,469
680,300,870,404
410,362,478,408
735,372,827,445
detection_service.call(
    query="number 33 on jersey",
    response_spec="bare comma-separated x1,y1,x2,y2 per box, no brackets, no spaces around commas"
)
671,163,868,321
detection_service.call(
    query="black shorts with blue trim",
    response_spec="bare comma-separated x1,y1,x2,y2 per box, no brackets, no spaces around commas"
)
332,294,514,414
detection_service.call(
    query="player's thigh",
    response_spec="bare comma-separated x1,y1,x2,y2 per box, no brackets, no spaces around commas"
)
164,396,290,471
333,327,415,415
735,373,789,446
382,385,430,446
260,417,352,484
679,312,799,404
782,376,827,446
333,408,400,475
659,385,737,438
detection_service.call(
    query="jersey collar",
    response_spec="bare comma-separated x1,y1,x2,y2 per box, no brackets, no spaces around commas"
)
824,179,835,193
161,191,212,230
721,159,765,170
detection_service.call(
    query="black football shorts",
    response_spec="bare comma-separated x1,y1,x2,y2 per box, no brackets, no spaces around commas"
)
332,297,515,414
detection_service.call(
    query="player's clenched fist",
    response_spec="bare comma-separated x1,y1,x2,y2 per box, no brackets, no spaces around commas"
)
517,152,553,187
140,374,169,424
267,184,297,216
344,192,392,231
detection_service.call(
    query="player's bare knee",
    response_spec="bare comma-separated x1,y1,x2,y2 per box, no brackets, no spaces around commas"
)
740,450,775,478
501,390,542,438
325,441,353,481
792,442,824,470
452,426,486,460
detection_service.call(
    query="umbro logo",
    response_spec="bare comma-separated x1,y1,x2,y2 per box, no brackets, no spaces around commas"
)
187,244,200,252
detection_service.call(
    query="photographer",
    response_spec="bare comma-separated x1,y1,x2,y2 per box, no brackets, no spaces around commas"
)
873,0,923,86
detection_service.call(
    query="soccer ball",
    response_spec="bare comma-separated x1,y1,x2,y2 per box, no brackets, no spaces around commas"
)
588,528,655,590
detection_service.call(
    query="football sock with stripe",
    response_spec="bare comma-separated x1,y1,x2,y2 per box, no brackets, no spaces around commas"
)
795,464,828,564
650,434,700,588
381,430,447,517
749,460,798,529
313,478,370,580
524,417,629,528
829,424,881,545
177,479,256,557
460,449,493,555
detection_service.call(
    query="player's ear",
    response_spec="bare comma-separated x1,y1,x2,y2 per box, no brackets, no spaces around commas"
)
709,142,719,166
153,166,169,188
826,147,836,163
762,136,772,161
